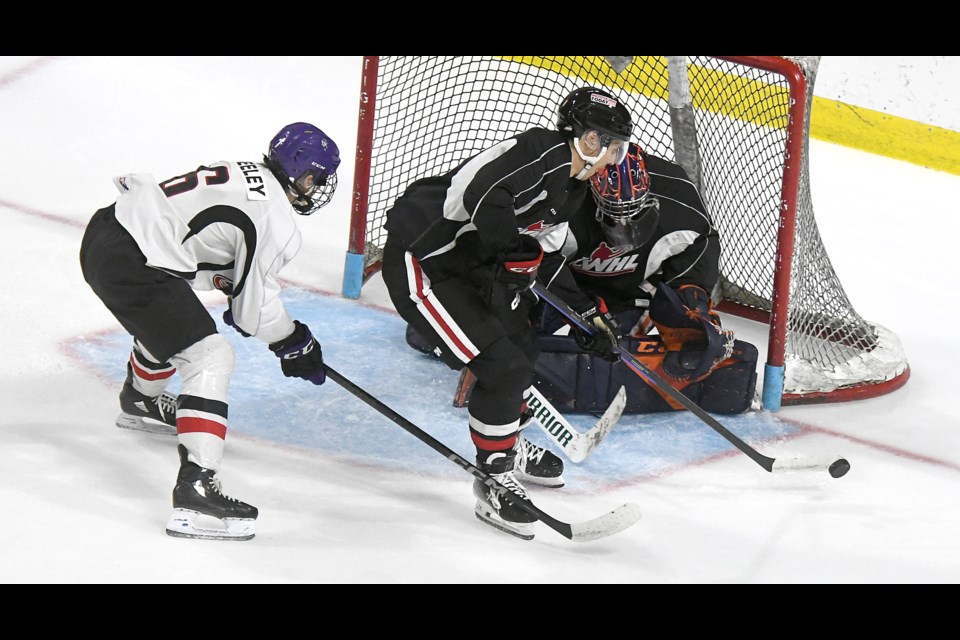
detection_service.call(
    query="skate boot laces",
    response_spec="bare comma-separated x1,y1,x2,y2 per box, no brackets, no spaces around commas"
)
154,392,177,421
200,471,243,504
489,471,529,508
517,435,546,467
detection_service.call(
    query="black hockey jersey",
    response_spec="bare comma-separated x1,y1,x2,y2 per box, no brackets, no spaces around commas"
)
383,128,589,282
544,154,720,314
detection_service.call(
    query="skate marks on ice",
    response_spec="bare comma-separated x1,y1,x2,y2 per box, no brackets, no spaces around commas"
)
65,285,809,489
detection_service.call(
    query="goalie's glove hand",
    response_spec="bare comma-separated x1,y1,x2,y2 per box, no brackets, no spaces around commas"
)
495,235,544,293
573,297,623,363
650,284,734,382
269,320,326,385
222,301,251,338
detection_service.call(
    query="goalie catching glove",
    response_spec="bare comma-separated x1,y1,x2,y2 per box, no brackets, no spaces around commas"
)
269,320,326,385
650,283,734,383
573,297,623,363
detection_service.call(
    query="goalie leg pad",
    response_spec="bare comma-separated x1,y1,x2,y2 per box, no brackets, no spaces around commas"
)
696,340,758,414
405,323,442,357
533,335,758,415
533,335,668,413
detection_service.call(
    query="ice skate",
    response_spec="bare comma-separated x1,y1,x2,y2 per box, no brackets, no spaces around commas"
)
473,450,537,540
514,430,565,488
165,445,258,541
116,362,177,436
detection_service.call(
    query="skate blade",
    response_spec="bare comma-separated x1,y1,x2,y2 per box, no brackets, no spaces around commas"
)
116,413,176,436
515,471,565,488
474,502,535,540
165,509,256,541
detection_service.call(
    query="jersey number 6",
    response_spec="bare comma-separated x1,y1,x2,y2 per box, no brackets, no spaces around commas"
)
160,165,230,197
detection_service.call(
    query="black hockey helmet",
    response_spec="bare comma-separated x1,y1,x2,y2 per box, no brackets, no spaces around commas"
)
556,87,633,146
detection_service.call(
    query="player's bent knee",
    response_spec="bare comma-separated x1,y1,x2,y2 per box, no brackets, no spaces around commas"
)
171,334,235,401
470,337,533,392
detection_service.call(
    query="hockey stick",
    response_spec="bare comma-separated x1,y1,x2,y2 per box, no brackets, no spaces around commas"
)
323,364,642,542
530,283,851,479
523,385,627,463
452,367,626,463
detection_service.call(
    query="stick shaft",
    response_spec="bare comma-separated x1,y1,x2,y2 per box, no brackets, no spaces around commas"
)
325,364,580,538
325,364,643,538
531,283,777,472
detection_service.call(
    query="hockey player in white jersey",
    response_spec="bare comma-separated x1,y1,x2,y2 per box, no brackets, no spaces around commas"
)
79,122,340,540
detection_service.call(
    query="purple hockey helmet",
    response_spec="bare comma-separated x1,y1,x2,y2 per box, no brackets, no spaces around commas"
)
266,122,340,215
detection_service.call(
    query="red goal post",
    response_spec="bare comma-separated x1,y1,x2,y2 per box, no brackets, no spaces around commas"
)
342,55,909,411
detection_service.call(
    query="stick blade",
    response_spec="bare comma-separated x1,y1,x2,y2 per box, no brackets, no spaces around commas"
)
568,385,627,463
569,502,642,542
771,454,850,477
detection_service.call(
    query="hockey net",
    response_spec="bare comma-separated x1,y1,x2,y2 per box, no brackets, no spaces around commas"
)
342,56,909,410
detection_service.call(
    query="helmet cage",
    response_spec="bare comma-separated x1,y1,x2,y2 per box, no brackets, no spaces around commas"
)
590,142,660,249
290,170,338,215
595,194,660,250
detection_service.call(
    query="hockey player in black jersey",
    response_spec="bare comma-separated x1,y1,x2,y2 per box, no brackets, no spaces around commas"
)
533,142,758,415
407,141,758,415
381,87,630,540
79,122,340,540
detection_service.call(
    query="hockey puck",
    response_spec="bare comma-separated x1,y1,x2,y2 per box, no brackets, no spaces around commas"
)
828,458,851,478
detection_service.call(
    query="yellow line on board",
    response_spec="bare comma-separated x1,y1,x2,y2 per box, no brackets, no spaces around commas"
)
500,56,669,100
810,96,960,176
504,56,959,175
503,55,791,128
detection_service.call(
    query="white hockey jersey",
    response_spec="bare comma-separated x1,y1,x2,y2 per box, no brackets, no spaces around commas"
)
113,161,300,344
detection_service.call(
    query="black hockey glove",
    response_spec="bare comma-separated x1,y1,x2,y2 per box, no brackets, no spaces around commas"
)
269,320,326,385
222,302,251,338
572,297,623,363
495,235,544,293
650,283,734,383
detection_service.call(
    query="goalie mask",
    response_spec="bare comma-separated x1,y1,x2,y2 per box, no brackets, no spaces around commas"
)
265,122,341,215
589,143,660,250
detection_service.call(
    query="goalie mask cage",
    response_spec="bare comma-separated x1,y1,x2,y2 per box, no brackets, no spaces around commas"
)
342,55,910,411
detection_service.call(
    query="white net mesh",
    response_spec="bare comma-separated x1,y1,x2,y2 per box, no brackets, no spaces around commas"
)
348,56,908,404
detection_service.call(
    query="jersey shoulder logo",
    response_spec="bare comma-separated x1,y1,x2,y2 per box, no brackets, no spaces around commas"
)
212,274,234,294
